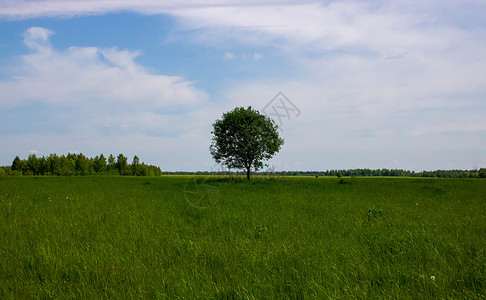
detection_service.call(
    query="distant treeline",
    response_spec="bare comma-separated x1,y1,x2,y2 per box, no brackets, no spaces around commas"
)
298,169,486,178
163,168,486,178
0,153,162,176
1,157,485,178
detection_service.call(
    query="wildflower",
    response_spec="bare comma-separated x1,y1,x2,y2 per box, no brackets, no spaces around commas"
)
416,203,419,205
431,275,435,281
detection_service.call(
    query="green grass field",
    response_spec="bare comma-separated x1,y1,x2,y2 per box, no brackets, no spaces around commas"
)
0,176,485,298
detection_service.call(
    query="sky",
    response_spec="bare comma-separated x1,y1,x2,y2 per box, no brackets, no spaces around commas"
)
0,0,485,172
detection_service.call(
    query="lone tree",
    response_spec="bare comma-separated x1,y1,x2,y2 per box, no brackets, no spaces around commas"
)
210,106,284,180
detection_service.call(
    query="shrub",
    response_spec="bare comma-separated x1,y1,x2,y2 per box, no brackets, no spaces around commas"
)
367,207,383,220
254,225,268,239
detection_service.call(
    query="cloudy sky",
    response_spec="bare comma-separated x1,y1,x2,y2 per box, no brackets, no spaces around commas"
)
1,0,485,171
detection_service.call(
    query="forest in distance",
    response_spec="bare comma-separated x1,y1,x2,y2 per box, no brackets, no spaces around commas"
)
0,153,162,177
165,168,486,178
1,153,484,178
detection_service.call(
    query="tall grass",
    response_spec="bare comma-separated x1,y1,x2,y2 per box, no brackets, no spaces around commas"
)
0,176,485,298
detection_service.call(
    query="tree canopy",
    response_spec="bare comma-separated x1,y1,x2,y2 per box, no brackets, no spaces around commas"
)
210,106,284,180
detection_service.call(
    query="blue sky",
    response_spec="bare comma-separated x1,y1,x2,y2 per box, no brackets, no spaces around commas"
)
1,0,485,171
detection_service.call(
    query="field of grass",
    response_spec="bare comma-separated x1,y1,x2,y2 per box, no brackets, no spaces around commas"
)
0,176,485,298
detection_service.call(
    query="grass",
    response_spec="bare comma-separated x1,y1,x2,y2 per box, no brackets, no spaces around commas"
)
0,176,485,298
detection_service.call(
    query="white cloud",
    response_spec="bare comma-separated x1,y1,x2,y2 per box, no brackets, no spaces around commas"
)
0,27,207,109
0,1,309,19
2,1,485,57
223,52,234,60
410,118,486,136
223,51,262,61
23,27,53,53
252,52,263,60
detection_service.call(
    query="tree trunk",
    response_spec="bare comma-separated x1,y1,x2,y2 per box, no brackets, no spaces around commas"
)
246,167,251,180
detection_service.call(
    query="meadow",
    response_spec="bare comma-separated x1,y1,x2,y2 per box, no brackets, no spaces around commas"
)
0,176,485,299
